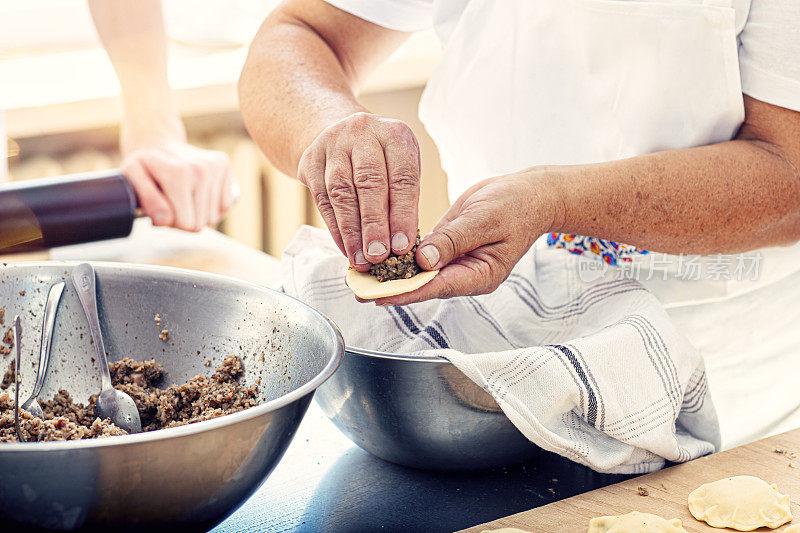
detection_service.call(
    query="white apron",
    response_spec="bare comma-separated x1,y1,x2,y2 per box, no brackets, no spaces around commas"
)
418,0,800,449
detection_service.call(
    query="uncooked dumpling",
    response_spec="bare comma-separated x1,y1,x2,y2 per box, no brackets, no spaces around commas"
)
588,511,686,532
688,475,791,531
345,268,439,299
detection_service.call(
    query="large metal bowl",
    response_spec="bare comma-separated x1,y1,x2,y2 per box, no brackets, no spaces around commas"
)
315,347,541,470
0,262,343,531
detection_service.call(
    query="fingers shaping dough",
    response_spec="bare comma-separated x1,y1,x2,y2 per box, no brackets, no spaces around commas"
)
346,268,439,300
588,511,686,532
688,476,791,531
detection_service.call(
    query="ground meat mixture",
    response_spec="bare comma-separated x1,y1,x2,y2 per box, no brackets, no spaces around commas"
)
0,355,258,442
0,326,13,356
369,231,423,282
1,360,15,390
0,394,126,442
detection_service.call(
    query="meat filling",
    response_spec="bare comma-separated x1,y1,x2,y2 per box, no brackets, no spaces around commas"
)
0,355,258,442
369,231,423,282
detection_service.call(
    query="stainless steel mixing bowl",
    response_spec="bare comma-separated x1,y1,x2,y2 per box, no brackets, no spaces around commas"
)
0,262,343,530
315,347,541,470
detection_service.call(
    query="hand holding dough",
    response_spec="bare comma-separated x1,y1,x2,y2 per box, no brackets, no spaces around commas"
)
345,268,438,300
588,511,686,532
688,475,791,531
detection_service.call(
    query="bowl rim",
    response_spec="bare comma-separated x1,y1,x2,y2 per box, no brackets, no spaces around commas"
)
0,261,345,451
344,345,448,363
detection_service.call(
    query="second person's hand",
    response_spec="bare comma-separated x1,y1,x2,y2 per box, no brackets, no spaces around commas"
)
121,141,236,232
298,112,422,271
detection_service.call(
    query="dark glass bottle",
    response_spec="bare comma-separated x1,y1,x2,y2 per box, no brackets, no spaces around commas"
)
0,170,137,253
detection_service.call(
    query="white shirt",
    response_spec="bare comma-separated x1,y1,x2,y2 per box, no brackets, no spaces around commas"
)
325,0,800,113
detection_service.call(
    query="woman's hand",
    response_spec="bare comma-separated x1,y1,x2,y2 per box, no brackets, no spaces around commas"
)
298,112,421,271
120,124,236,231
374,171,560,306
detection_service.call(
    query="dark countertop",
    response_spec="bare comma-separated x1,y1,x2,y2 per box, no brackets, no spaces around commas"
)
212,402,628,533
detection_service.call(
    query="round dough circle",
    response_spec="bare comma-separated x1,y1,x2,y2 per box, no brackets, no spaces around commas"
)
687,475,791,531
588,511,686,533
345,268,439,300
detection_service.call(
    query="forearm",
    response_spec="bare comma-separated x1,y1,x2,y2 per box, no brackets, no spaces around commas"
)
544,138,800,255
239,17,363,176
88,0,184,150
239,3,408,177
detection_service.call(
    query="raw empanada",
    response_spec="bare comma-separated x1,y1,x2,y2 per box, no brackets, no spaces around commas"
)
345,268,439,299
687,475,791,531
588,511,686,532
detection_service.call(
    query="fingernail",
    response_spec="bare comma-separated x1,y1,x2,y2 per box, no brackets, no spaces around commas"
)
354,251,368,266
367,241,387,257
419,245,440,269
391,232,409,252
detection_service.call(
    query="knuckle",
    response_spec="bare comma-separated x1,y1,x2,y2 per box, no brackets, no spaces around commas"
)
348,112,371,129
360,211,386,228
310,187,331,210
385,119,411,137
389,166,419,190
439,226,468,256
339,225,362,247
352,166,386,190
327,181,356,205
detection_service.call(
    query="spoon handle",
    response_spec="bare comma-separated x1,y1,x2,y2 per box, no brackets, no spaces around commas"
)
71,263,112,391
29,282,65,400
13,316,23,442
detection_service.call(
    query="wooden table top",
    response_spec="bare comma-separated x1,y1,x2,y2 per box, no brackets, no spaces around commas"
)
462,428,800,532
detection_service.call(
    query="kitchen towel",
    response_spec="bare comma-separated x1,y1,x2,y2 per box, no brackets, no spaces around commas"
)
282,226,720,474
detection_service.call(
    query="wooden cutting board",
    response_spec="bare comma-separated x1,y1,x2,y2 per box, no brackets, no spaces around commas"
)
460,429,800,532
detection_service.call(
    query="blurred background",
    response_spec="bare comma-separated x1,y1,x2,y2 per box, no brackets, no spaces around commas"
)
0,0,450,256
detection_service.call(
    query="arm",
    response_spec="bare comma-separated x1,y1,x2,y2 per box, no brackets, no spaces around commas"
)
88,0,234,230
547,96,800,255
239,0,421,268
379,96,800,305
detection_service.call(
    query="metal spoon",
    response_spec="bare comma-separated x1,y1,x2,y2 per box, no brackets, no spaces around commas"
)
71,263,141,434
12,315,24,442
20,282,65,419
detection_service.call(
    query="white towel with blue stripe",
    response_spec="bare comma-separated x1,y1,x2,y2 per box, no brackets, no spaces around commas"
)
282,226,720,474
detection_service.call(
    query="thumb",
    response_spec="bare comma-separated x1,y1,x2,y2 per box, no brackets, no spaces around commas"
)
416,211,489,270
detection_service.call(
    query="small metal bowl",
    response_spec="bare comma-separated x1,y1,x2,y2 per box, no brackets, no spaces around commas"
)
315,346,541,470
0,262,343,530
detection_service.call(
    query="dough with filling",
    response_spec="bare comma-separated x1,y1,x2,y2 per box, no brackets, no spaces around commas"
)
688,475,791,531
345,268,438,299
588,511,686,532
